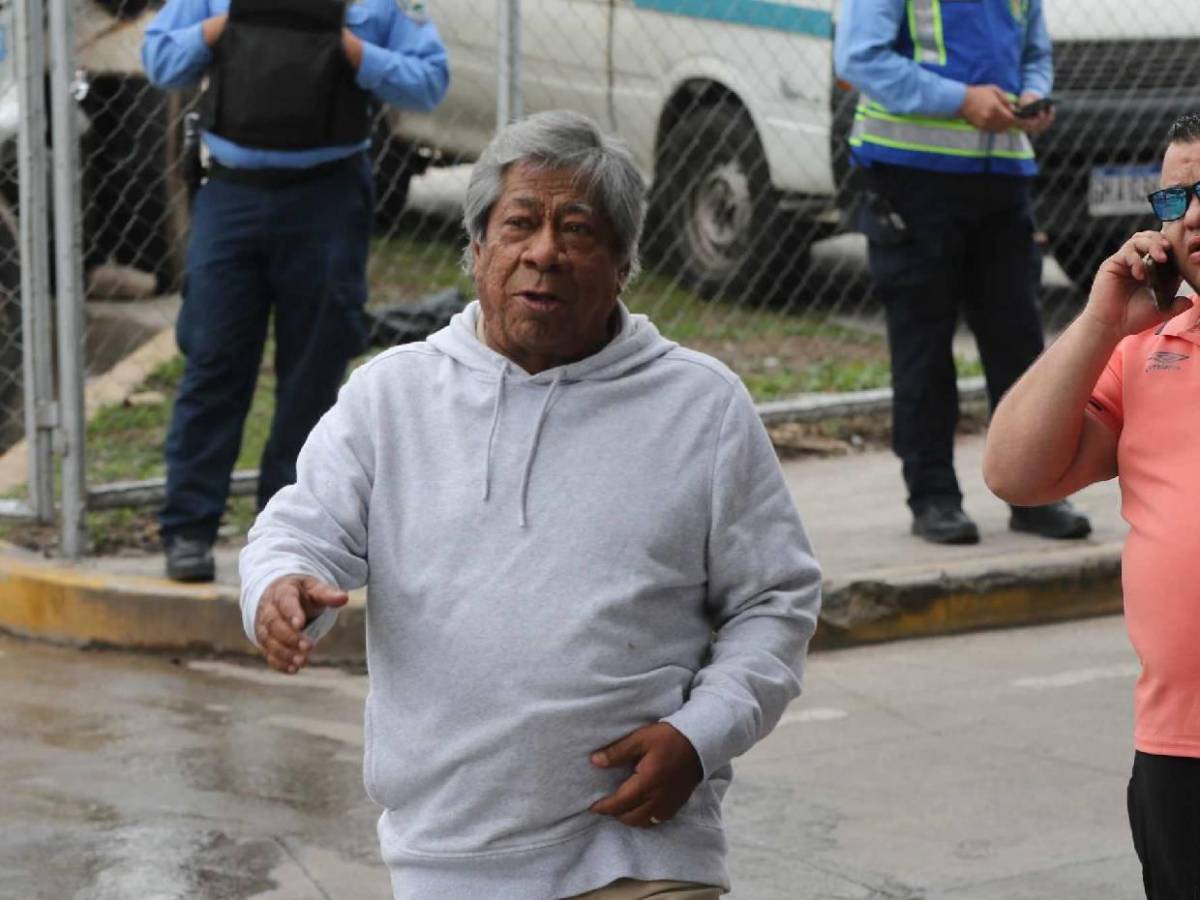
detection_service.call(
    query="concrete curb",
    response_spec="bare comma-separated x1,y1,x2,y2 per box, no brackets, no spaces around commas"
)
0,542,1123,660
813,545,1123,649
0,550,366,662
757,376,986,425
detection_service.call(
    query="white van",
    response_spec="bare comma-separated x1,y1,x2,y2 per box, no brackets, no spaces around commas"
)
398,0,1200,296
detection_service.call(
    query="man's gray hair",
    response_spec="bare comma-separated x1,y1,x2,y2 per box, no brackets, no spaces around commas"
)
462,110,645,283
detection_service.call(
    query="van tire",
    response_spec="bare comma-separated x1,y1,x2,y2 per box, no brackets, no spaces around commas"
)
649,103,805,303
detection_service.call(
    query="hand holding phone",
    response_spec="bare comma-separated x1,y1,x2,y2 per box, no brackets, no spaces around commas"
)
1141,250,1181,313
1014,97,1054,119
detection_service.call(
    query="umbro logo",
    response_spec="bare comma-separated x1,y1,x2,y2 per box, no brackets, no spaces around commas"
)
1146,351,1190,372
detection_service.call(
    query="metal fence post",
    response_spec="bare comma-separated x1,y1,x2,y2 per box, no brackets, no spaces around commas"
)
48,0,88,557
14,0,56,523
497,0,522,126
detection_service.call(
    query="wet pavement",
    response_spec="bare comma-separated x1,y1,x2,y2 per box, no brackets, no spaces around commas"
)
0,638,388,900
0,614,1143,899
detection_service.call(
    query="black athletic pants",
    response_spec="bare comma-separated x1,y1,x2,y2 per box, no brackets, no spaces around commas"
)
1128,750,1200,899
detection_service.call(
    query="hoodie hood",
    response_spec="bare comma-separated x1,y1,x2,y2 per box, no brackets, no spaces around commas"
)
425,300,677,526
426,299,676,382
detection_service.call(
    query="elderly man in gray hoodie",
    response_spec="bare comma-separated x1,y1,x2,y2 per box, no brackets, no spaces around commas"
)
239,110,822,900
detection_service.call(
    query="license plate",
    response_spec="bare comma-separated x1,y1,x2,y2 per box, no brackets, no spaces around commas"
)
1088,164,1161,217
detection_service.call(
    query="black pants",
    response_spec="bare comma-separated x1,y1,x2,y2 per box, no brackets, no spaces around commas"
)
1128,751,1200,899
159,155,372,543
859,164,1046,511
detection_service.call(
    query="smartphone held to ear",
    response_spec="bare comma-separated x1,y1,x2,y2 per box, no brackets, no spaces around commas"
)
1142,251,1181,313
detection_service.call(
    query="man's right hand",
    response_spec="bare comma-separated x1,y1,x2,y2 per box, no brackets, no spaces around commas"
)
202,14,228,48
959,85,1018,133
254,575,349,674
1084,231,1194,341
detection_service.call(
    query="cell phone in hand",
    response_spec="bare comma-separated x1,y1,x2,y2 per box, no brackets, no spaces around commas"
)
1142,251,1181,313
1014,97,1054,119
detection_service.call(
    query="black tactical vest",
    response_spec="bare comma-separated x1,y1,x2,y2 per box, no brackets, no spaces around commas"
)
199,0,370,151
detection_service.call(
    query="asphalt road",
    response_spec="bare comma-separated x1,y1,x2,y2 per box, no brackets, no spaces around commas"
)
0,614,1143,899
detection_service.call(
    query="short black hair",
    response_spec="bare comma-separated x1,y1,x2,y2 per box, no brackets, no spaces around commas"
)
1166,113,1200,146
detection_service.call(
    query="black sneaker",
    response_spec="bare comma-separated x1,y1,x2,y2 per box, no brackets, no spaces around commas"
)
911,500,980,545
1009,500,1092,540
164,536,215,583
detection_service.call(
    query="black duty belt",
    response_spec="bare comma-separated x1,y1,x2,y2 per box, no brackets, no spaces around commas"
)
208,152,362,188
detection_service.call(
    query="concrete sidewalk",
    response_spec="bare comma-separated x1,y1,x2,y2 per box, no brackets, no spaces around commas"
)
0,433,1125,658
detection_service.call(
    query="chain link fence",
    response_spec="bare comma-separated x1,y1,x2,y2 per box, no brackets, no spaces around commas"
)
1,0,1198,553
0,0,23,462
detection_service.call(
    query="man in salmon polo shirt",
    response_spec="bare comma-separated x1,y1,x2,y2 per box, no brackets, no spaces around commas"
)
983,113,1200,899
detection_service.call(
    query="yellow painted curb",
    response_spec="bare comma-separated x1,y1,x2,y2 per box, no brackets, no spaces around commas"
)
813,564,1123,649
0,555,246,652
0,553,365,658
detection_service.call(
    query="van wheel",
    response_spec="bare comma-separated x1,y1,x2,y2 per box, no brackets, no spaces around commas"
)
649,103,805,303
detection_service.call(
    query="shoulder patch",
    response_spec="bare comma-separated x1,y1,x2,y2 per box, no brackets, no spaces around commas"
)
397,0,429,23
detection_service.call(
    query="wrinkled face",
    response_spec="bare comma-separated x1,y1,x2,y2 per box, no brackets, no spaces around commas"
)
472,162,626,374
1160,140,1200,289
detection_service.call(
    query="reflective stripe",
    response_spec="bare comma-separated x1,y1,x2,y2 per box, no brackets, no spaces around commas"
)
907,0,945,66
851,104,1034,160
1009,0,1030,22
860,99,976,132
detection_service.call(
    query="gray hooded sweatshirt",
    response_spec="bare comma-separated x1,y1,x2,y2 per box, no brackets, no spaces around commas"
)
240,301,822,899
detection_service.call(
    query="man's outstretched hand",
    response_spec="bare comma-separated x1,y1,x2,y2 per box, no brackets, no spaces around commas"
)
254,575,348,674
589,722,703,828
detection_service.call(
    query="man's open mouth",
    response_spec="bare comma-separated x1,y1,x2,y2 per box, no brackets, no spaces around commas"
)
515,290,564,309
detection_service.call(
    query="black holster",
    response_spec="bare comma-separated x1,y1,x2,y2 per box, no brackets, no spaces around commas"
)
183,111,204,203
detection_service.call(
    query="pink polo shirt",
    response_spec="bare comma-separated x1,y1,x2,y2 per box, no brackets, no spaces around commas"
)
1087,303,1200,757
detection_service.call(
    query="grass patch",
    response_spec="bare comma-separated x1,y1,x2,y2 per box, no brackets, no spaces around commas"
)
743,359,895,399
367,231,472,305
0,348,276,554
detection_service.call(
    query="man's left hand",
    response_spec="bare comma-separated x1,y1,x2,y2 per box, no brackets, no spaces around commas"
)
1016,91,1055,136
589,723,703,828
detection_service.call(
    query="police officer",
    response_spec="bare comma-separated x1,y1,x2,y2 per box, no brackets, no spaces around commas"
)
143,0,448,581
835,0,1091,545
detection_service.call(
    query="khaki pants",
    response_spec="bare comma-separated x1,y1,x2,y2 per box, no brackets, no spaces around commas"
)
565,879,722,899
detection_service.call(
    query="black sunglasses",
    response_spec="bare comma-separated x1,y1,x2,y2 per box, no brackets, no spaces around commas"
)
1148,181,1200,221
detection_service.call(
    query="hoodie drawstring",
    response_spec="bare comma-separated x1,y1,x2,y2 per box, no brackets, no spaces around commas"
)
518,370,563,528
481,362,509,501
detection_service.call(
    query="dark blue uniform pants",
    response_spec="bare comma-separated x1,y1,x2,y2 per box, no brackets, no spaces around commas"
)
859,164,1045,512
159,155,372,543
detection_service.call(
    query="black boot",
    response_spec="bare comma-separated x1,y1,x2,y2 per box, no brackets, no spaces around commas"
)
164,535,215,583
1009,500,1092,540
911,499,980,545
